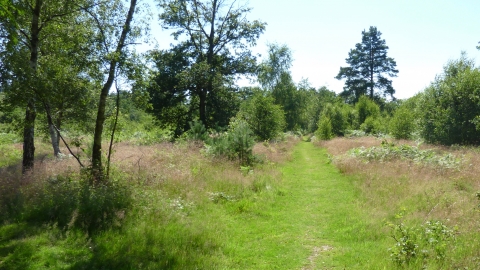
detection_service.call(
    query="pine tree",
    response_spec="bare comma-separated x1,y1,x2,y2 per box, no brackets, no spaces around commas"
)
336,26,398,103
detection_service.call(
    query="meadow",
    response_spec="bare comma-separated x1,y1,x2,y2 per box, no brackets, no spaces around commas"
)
1,133,479,269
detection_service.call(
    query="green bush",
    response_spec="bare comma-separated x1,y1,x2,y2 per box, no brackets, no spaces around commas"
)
350,140,462,169
238,93,286,141
187,120,208,141
356,95,380,125
206,118,255,165
387,219,455,266
390,107,415,139
1,171,132,231
320,103,347,136
360,116,381,134
418,55,480,145
315,117,334,140
76,176,132,232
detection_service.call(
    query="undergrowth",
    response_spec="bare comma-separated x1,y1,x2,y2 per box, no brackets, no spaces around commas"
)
386,211,456,267
0,136,297,269
321,136,480,269
349,140,462,169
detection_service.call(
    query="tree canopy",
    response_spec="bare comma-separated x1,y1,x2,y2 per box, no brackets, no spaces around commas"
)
336,26,398,103
418,54,480,145
156,0,266,127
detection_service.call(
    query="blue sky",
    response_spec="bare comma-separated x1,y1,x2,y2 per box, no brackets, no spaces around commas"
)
148,0,480,99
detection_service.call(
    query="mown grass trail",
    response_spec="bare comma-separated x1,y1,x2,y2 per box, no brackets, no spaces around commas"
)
0,140,392,269
220,141,388,269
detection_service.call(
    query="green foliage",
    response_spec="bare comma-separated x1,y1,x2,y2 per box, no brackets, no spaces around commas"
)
320,103,348,136
360,116,382,134
0,171,132,231
206,118,255,165
390,106,415,139
0,133,21,167
315,117,334,140
356,95,380,125
187,120,208,141
238,92,286,141
258,44,305,131
418,54,480,145
157,0,266,126
350,140,462,169
387,218,456,266
271,73,304,131
228,120,256,165
336,26,398,103
257,43,293,90
76,174,132,232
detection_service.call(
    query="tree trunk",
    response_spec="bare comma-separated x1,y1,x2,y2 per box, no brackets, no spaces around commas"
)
199,0,217,128
199,89,207,126
56,99,64,147
22,0,42,174
91,0,137,182
45,103,61,157
22,100,36,174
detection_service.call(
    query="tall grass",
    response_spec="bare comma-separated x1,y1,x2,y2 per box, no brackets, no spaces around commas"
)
0,136,298,269
317,137,480,268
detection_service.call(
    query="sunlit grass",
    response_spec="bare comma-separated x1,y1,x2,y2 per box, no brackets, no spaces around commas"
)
2,135,480,269
318,136,480,269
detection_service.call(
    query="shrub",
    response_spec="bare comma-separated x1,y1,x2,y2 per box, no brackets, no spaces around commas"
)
315,117,334,140
349,140,462,169
76,176,132,232
387,219,455,266
187,120,208,141
206,118,255,165
418,54,480,145
228,119,255,165
360,116,381,134
320,103,347,136
238,93,286,141
1,171,132,232
390,107,415,139
356,95,380,125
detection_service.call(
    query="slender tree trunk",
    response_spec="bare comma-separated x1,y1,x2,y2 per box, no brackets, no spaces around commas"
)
369,48,374,99
91,0,137,182
45,103,61,157
56,99,64,147
198,89,207,126
22,0,42,174
22,100,36,173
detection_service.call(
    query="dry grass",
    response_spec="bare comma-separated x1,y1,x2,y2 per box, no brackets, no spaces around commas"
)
319,137,480,245
253,135,300,164
0,137,298,221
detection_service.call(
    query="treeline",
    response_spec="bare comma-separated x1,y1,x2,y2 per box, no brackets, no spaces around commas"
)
1,0,480,178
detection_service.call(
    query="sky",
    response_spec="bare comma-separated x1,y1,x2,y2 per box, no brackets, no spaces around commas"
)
147,0,480,99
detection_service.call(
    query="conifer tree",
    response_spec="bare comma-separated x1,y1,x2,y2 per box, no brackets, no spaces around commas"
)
336,26,398,103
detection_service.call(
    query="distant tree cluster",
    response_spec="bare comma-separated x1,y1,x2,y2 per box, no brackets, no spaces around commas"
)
1,0,480,181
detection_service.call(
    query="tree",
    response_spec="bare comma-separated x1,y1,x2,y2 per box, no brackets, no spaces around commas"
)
418,54,480,145
257,43,304,131
237,91,285,141
390,101,416,140
157,0,266,127
145,47,192,136
0,0,94,173
257,43,293,90
88,0,143,180
336,26,398,103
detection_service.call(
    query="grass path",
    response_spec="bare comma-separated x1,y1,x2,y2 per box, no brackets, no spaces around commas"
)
0,141,391,269
220,141,388,269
